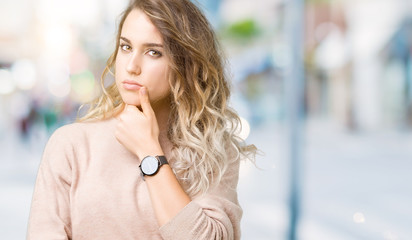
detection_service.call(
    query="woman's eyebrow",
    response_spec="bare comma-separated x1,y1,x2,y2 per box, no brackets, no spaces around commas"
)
120,36,163,48
142,43,163,48
120,36,131,43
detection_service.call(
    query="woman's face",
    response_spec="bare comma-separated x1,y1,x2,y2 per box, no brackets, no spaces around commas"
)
115,8,171,109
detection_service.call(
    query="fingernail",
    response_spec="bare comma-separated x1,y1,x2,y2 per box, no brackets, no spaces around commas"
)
141,87,147,95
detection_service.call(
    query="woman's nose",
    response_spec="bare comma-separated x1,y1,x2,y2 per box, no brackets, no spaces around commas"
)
126,53,142,75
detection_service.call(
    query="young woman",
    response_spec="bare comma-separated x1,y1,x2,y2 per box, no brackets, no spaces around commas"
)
27,0,256,239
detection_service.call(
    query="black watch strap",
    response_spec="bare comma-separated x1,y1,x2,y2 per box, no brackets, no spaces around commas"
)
157,155,168,166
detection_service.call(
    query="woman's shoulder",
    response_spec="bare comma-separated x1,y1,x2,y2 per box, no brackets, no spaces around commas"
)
49,117,117,143
41,117,119,162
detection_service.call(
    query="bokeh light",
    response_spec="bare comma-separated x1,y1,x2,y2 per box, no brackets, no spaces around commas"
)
238,116,251,140
70,70,96,103
46,64,71,98
0,69,15,95
11,59,37,90
353,212,366,224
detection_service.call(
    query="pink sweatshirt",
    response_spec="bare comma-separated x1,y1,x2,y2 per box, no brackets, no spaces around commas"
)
27,117,242,240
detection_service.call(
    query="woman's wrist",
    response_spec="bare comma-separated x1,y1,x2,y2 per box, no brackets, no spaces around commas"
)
137,144,164,161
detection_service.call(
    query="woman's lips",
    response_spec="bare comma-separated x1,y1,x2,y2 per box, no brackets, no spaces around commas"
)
122,80,142,90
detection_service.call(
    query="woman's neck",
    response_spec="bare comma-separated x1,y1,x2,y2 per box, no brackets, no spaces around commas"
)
154,104,170,139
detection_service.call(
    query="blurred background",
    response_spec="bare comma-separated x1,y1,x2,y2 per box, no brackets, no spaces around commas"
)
1,0,411,239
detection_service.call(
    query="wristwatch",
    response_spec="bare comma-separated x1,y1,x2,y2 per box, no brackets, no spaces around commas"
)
139,155,168,178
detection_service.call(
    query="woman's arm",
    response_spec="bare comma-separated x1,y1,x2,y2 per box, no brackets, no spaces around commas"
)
27,127,73,240
115,87,242,239
159,159,242,240
144,164,192,226
115,87,191,226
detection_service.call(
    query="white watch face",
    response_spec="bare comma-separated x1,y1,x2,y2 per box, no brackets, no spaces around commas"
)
141,156,159,175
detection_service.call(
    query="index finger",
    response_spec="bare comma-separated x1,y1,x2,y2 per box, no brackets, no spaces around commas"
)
139,87,154,116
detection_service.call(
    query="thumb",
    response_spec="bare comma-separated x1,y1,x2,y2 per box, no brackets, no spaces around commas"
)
139,87,153,115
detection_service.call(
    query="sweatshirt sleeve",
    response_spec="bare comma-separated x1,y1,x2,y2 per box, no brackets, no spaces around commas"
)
27,127,73,240
159,159,243,240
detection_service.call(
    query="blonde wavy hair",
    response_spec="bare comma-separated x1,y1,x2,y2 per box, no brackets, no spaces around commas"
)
79,0,257,196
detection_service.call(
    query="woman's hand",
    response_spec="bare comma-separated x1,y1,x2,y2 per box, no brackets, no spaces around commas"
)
115,87,164,160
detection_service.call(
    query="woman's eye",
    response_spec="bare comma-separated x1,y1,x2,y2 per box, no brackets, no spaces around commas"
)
147,50,162,57
120,44,131,52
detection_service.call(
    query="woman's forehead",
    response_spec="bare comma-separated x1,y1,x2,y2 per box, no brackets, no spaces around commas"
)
121,8,163,44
